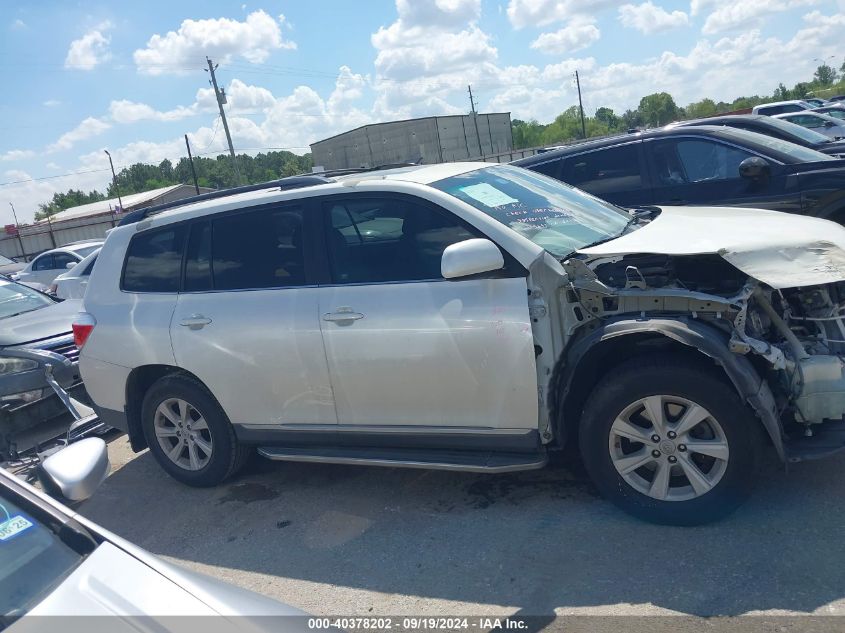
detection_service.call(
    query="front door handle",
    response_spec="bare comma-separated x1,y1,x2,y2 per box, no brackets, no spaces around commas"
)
322,307,365,323
179,314,212,329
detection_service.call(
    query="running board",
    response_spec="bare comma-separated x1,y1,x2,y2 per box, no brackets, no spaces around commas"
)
256,445,548,473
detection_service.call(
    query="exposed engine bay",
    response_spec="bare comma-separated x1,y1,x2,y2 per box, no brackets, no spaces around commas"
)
564,252,845,430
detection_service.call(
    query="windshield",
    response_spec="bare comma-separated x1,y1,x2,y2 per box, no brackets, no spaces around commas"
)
756,116,831,145
0,488,83,622
719,127,835,162
432,164,631,258
0,280,54,319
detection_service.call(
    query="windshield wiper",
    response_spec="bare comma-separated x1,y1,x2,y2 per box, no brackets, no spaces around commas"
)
560,208,655,261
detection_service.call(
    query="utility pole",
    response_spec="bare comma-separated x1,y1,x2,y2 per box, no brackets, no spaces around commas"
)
8,202,25,259
467,84,483,158
575,70,587,139
104,150,123,212
206,57,242,184
184,134,201,195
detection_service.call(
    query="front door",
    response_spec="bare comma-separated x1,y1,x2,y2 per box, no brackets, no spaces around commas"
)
643,136,795,212
171,203,337,429
315,194,538,433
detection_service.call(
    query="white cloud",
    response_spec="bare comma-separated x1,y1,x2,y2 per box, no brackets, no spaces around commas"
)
619,2,689,33
10,18,25,30
108,100,197,124
47,117,111,153
64,22,112,70
43,99,61,108
0,150,35,162
507,0,626,28
702,0,820,34
133,10,296,75
530,19,601,54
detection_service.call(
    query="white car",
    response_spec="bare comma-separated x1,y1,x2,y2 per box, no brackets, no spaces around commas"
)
76,165,845,525
13,242,102,287
50,248,100,299
1,438,306,624
751,100,813,116
774,111,845,140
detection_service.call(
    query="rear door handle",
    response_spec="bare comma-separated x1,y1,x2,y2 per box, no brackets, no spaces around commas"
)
322,307,365,323
179,314,212,329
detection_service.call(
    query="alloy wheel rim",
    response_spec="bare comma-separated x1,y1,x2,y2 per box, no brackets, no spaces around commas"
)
153,398,213,471
608,395,729,502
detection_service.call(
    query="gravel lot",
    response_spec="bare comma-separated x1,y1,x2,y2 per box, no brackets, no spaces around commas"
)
77,434,845,618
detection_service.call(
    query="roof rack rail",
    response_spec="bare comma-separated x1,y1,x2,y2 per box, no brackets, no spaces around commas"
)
118,175,332,227
311,162,420,178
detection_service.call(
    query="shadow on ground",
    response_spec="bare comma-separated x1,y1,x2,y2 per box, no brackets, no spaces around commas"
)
80,439,845,616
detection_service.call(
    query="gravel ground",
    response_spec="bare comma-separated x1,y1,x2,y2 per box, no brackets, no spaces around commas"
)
76,435,845,618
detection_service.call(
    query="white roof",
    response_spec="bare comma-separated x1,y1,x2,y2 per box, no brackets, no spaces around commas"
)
40,184,187,223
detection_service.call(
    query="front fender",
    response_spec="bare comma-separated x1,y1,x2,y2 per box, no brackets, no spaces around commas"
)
557,317,785,460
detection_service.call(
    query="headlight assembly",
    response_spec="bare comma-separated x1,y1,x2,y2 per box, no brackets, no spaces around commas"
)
0,357,39,375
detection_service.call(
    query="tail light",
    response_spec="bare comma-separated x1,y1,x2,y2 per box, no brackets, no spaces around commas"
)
72,313,96,349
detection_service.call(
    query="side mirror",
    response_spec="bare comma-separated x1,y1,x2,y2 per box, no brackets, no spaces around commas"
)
739,156,771,180
441,238,505,279
38,438,110,502
65,262,76,269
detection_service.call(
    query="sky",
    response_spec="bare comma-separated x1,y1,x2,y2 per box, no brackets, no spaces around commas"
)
1,0,843,223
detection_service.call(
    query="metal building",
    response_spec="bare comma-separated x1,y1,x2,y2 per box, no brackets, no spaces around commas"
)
0,183,214,261
310,113,513,171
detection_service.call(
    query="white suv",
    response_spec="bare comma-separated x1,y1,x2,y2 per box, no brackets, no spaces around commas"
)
77,163,845,525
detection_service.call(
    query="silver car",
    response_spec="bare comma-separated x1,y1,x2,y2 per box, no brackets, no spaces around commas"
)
2,438,305,626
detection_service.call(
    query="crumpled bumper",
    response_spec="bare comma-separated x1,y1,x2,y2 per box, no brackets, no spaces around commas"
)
0,347,101,460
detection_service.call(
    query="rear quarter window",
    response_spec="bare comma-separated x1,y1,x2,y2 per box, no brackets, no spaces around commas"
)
121,226,187,292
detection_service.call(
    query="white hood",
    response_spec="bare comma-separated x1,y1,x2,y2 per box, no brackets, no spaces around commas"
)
578,206,845,290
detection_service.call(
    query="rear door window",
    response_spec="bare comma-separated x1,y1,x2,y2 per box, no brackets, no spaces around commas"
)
561,144,643,195
122,226,187,292
210,206,306,290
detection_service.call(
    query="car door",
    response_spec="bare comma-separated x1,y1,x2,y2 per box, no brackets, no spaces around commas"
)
558,142,653,207
25,253,54,285
643,136,797,212
315,193,538,437
170,202,337,431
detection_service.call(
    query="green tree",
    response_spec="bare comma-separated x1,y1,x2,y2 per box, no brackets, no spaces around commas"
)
511,119,545,149
638,92,679,127
773,83,790,101
684,98,717,119
814,64,838,86
594,107,620,131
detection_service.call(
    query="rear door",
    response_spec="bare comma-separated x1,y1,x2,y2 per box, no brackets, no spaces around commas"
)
559,142,653,207
170,202,336,429
643,135,797,212
314,193,538,436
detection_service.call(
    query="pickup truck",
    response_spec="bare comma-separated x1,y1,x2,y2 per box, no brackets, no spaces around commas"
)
76,163,845,525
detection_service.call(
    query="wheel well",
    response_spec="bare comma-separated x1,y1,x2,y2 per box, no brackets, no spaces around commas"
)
125,364,197,452
550,333,734,450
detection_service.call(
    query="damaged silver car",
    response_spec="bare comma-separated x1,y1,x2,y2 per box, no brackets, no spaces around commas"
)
78,163,845,526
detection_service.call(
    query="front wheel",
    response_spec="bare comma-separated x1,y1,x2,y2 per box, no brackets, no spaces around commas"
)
579,356,761,526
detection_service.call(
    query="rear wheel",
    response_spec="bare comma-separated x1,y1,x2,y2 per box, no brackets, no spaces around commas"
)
141,375,250,487
579,356,761,525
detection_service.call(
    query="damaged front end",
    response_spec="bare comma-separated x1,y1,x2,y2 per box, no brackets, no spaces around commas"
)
563,251,845,461
0,345,101,462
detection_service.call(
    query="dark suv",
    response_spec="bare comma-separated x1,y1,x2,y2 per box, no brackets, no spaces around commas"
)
514,126,845,222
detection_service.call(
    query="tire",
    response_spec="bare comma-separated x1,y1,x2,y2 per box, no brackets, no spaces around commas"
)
141,374,250,487
579,355,761,526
